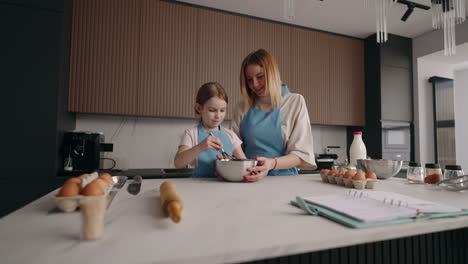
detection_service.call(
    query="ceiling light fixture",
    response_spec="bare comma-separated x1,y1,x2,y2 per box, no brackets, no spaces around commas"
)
401,4,415,21
396,0,430,22
283,0,295,21
373,0,397,43
431,0,466,56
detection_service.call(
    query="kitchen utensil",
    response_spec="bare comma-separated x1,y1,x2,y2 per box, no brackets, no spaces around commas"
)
215,159,258,182
356,159,402,179
160,181,183,223
437,175,468,191
209,132,232,159
127,175,142,195
107,176,127,209
112,176,127,189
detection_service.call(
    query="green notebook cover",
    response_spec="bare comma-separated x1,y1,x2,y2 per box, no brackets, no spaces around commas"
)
291,196,468,229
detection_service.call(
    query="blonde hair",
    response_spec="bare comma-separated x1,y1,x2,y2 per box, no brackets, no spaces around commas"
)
194,82,228,116
239,49,282,112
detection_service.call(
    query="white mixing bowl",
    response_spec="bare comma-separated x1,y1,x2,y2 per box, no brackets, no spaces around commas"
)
215,159,258,182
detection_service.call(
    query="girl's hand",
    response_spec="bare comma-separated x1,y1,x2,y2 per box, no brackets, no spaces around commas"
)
198,134,223,152
243,156,276,182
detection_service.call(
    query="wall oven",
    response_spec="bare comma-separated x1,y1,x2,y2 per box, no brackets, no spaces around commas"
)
381,121,411,162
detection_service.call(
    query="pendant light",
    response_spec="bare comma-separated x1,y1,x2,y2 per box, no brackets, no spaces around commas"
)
431,0,466,56
283,0,295,20
366,0,398,43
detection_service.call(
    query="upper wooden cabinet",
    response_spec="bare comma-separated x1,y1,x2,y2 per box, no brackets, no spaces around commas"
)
68,0,365,126
290,28,331,125
197,8,249,120
137,0,198,118
69,0,140,115
328,35,365,126
246,18,292,85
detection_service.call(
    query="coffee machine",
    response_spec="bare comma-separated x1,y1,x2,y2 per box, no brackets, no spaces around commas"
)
315,146,341,170
62,132,113,173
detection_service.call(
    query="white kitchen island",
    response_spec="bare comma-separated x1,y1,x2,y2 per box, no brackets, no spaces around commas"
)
1,175,467,264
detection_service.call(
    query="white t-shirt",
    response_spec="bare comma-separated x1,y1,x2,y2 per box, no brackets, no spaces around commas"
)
179,126,243,167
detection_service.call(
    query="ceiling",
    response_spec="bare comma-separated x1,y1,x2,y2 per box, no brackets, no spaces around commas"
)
421,42,468,69
175,0,468,39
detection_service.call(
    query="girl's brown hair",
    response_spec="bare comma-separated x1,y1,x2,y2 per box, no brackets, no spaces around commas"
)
239,49,282,112
195,82,228,115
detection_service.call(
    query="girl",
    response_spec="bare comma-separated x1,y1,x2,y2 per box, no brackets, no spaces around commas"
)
174,82,246,177
232,49,316,182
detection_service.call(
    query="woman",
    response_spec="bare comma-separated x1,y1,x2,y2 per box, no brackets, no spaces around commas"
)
232,49,316,182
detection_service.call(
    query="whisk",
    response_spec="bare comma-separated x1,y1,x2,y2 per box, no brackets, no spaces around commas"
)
209,132,232,159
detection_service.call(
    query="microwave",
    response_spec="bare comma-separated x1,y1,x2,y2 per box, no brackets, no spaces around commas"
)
381,121,411,162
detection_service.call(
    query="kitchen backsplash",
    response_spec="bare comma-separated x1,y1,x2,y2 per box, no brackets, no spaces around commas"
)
75,114,348,169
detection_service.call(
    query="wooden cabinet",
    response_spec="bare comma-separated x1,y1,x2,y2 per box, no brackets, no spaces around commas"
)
246,18,292,85
291,30,364,126
68,0,365,125
290,28,330,124
68,0,140,115
137,0,198,118
197,8,249,120
329,35,365,126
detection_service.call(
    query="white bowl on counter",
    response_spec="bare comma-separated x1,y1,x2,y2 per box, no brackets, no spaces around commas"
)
356,159,403,179
215,159,258,182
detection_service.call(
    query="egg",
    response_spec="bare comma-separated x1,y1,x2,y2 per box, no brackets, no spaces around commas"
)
57,182,80,197
95,178,110,190
65,177,81,185
321,169,330,175
78,173,90,179
81,181,104,196
353,170,366,181
328,169,339,176
366,171,377,179
339,168,348,175
344,170,356,178
99,173,113,184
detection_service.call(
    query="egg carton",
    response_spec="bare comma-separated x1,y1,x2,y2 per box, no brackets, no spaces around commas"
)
53,172,114,213
320,172,377,190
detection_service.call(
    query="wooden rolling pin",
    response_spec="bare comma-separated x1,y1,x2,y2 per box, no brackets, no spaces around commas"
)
160,181,183,223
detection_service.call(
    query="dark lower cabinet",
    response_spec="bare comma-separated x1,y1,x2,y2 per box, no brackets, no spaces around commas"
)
0,0,74,217
244,227,468,264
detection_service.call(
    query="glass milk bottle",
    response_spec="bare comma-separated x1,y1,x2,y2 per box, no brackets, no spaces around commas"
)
349,131,367,168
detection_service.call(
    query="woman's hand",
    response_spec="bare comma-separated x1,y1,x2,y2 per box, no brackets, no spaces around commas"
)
243,156,276,182
198,134,223,152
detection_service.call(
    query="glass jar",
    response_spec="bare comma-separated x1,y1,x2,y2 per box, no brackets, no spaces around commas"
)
407,161,424,183
443,165,464,180
424,163,442,184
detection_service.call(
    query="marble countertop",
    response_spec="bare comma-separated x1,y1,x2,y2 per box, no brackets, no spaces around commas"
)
1,175,468,264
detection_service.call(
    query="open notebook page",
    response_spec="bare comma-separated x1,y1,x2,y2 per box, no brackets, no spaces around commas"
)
365,191,463,213
304,193,416,222
303,191,463,223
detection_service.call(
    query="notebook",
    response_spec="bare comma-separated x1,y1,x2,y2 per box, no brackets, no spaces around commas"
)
291,190,468,228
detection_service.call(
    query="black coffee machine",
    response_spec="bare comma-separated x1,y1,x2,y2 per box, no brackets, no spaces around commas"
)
62,132,113,173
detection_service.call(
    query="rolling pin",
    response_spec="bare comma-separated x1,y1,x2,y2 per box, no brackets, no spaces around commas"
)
160,181,183,223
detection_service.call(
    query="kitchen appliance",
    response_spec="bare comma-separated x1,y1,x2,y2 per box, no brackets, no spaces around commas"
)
315,153,338,171
381,121,411,162
62,132,113,173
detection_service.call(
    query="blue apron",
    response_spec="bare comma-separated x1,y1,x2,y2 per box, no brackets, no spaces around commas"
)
240,84,298,176
194,122,233,178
